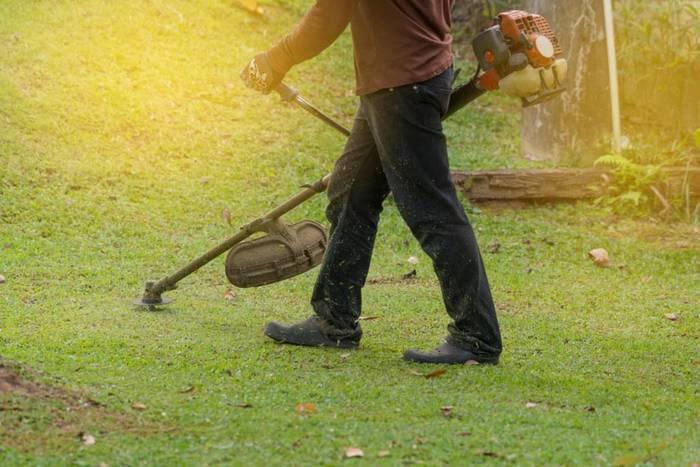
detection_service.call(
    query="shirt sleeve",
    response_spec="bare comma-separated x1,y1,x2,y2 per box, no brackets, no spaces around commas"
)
266,0,358,74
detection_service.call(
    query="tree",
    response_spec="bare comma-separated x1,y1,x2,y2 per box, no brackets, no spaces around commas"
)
521,0,613,163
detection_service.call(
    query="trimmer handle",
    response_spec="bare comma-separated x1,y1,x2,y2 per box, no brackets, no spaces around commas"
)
274,82,299,102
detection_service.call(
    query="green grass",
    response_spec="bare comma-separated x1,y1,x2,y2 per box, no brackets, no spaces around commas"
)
1,1,699,465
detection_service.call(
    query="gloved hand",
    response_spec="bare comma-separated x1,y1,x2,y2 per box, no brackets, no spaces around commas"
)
240,53,284,94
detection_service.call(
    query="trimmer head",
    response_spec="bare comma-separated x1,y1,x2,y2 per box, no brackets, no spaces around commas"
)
133,296,173,308
134,280,173,310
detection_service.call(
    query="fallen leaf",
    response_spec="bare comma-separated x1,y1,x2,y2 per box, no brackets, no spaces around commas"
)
223,288,237,301
457,431,471,437
343,446,364,459
542,238,556,246
477,450,501,458
236,0,264,15
235,403,253,409
487,242,501,254
588,248,610,268
640,276,652,284
131,402,147,411
401,269,417,280
525,402,538,409
201,177,210,185
415,437,426,445
664,313,680,321
295,403,317,414
584,405,596,413
222,207,232,225
79,432,96,446
410,368,447,379
358,315,380,321
340,352,351,360
178,385,196,394
440,406,453,418
0,275,5,284
464,360,480,366
378,450,390,458
407,256,419,265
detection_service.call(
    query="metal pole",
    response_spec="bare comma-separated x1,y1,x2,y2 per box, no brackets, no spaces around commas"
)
603,0,622,154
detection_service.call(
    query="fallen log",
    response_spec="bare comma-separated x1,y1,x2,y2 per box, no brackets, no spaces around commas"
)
451,167,700,206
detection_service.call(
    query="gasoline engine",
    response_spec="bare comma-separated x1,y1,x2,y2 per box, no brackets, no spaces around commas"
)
472,10,567,106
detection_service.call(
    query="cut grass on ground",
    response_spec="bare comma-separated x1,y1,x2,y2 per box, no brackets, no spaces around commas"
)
1,1,699,465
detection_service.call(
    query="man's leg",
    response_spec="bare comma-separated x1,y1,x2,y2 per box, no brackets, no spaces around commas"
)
264,104,390,347
363,69,503,362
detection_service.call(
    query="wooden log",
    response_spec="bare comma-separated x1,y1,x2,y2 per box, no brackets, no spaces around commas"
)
451,167,700,204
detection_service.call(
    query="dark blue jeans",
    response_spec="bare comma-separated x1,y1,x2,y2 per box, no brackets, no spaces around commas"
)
311,67,502,357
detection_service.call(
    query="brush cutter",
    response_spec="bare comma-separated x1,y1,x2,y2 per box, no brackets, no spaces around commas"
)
135,10,566,309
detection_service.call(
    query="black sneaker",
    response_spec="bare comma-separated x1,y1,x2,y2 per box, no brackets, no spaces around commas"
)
403,341,499,365
264,316,360,349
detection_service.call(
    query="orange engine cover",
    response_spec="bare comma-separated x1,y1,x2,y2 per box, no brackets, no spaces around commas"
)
497,10,563,67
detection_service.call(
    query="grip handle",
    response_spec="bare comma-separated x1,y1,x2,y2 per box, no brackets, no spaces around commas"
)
274,82,299,102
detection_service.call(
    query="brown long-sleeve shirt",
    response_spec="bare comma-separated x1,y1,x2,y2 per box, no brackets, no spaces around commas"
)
267,0,454,96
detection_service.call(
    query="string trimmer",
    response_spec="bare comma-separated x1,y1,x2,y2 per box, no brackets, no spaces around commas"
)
135,10,567,309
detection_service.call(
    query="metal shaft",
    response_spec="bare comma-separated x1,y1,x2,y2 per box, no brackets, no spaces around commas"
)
141,78,485,303
148,174,330,296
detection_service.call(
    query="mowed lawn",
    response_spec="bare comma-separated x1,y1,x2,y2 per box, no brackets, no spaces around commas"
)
1,1,699,465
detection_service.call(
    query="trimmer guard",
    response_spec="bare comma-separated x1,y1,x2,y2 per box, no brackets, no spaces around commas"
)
225,220,327,288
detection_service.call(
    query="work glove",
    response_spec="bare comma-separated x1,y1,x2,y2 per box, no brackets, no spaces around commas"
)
240,53,284,94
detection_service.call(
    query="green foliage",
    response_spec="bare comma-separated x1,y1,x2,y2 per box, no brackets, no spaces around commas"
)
615,0,700,140
594,154,663,212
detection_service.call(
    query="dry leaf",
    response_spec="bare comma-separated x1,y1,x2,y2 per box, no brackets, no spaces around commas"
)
588,248,610,267
584,405,596,413
201,177,210,185
343,447,364,459
235,403,253,409
224,288,237,301
378,450,390,458
440,406,453,418
401,269,417,280
464,360,480,366
0,275,5,284
237,0,264,15
222,207,232,225
178,385,196,394
477,450,501,458
131,402,147,411
664,313,680,321
410,368,447,379
79,432,96,446
640,276,652,284
295,403,317,414
340,352,351,360
407,256,419,265
487,242,501,254
457,431,471,437
525,402,538,409
358,315,380,321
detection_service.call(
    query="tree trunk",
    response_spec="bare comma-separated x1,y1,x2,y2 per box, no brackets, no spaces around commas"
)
521,0,612,164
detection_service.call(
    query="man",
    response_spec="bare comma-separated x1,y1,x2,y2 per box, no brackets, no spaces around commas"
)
241,0,502,364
